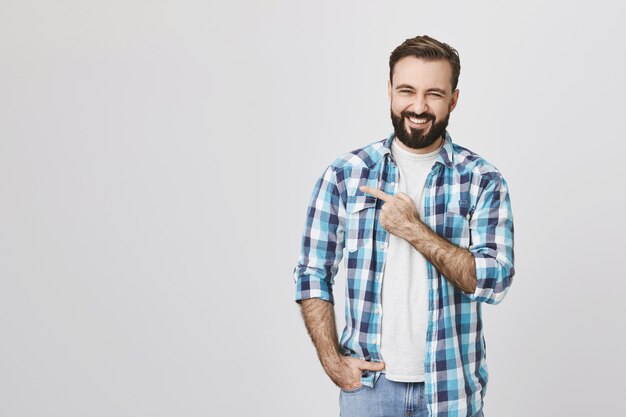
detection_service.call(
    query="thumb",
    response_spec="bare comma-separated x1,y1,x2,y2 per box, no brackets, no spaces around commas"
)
360,360,385,371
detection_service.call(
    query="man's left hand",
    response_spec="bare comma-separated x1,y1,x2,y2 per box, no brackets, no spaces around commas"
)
359,185,425,242
360,185,477,293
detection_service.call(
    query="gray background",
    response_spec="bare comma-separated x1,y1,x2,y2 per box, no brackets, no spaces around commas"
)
1,0,624,416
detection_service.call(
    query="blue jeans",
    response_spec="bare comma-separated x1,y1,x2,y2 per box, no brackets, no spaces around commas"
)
339,374,484,417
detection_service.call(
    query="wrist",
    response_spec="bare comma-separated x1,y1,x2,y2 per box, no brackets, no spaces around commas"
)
320,349,343,367
407,220,427,249
320,353,348,380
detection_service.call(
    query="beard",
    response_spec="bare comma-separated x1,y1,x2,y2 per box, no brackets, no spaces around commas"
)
390,108,450,150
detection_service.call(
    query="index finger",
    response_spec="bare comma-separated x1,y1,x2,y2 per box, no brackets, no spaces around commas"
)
359,185,391,202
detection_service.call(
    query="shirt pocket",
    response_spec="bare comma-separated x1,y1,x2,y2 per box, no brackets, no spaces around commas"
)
345,195,377,253
443,203,473,249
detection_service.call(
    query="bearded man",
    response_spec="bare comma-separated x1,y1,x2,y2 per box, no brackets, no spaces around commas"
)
293,35,515,417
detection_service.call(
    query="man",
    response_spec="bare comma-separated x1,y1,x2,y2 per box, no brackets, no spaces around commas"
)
293,35,514,417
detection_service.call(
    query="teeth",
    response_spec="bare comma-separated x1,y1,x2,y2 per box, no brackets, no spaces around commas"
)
408,116,428,124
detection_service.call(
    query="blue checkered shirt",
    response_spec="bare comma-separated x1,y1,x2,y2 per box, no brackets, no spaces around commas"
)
293,132,515,417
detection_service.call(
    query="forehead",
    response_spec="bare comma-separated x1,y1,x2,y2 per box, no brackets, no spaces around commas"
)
391,56,453,90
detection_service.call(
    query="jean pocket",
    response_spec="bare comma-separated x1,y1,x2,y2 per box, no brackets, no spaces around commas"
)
345,195,377,253
340,384,367,394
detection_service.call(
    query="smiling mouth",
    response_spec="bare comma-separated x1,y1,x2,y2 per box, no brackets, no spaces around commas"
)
406,116,431,127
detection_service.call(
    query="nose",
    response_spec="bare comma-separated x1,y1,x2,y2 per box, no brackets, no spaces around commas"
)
409,96,428,115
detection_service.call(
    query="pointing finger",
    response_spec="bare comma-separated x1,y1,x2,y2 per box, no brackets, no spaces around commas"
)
359,186,391,203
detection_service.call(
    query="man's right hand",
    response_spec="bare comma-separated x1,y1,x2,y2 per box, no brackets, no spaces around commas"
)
323,355,385,390
299,298,385,390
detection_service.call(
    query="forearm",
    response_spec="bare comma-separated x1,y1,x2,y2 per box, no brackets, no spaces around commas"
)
299,298,343,369
407,221,477,294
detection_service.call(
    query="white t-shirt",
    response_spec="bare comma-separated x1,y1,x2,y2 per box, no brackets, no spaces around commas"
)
380,138,441,382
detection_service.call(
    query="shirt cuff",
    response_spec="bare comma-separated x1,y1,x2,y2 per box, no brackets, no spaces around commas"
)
294,272,335,304
464,252,513,304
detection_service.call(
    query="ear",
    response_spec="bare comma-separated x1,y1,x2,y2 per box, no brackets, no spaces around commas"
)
387,80,392,102
449,89,460,112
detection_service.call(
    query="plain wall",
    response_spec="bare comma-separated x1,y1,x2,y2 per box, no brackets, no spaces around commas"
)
1,1,624,416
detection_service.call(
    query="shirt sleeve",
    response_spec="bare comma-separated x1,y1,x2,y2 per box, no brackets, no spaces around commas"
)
293,165,345,304
465,174,515,304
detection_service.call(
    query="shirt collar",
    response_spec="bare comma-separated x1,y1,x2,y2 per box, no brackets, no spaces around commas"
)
382,131,455,168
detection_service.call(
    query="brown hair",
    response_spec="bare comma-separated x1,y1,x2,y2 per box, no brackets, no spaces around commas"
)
389,35,461,91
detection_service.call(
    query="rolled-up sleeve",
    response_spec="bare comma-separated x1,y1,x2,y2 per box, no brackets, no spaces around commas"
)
293,165,345,304
466,174,515,304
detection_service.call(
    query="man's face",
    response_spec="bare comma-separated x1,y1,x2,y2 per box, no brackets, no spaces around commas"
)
388,56,459,152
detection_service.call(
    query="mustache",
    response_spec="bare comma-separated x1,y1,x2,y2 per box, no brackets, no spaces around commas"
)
401,111,435,121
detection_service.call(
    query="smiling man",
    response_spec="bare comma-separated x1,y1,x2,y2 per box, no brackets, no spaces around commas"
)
293,35,515,417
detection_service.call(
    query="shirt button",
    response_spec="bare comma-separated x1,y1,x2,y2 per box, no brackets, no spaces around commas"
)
389,182,395,187
374,307,381,314
379,244,386,250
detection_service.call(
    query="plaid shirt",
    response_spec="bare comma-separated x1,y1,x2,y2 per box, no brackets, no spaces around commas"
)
293,131,515,417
